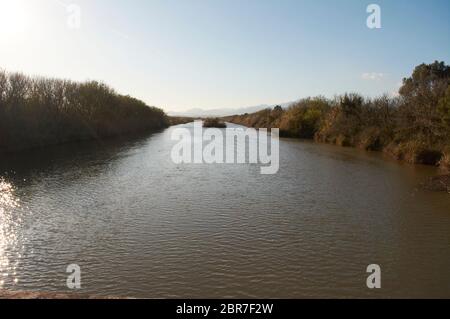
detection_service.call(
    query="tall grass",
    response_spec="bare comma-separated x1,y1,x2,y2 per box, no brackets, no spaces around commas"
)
0,70,168,152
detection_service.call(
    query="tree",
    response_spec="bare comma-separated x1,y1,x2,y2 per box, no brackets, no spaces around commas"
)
273,105,283,112
399,61,450,98
396,61,450,145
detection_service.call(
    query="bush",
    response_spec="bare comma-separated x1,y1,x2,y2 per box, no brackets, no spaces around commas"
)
278,97,330,138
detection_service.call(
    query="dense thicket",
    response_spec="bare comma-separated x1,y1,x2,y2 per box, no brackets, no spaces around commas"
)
0,70,168,152
226,61,450,170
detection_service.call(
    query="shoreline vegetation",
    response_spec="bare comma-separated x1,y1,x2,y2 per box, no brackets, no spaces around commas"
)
168,116,196,126
225,62,450,176
0,70,169,153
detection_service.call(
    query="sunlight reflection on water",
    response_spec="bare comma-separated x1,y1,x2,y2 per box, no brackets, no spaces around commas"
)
0,178,22,287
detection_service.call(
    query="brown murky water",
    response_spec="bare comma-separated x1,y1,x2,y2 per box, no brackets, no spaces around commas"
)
0,123,449,298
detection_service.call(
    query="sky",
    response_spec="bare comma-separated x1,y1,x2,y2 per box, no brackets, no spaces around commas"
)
0,0,449,113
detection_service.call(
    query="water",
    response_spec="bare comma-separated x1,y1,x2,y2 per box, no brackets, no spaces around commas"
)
0,123,449,298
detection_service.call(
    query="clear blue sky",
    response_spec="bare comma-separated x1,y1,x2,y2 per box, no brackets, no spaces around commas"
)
0,0,449,112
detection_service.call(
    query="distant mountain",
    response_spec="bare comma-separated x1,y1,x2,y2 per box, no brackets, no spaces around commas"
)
168,102,295,118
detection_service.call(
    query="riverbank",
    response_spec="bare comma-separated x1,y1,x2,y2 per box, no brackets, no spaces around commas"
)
0,70,169,153
225,62,450,177
168,116,196,126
